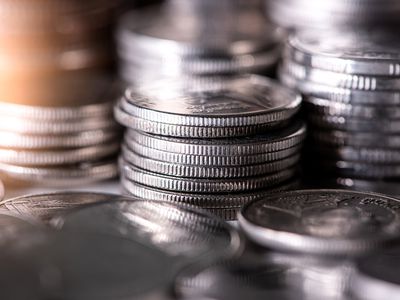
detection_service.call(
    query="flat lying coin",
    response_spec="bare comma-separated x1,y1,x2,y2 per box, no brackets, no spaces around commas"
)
0,192,132,223
56,199,242,263
239,190,400,255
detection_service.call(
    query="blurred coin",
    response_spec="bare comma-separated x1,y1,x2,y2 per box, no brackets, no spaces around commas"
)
0,129,118,150
0,192,130,223
56,199,242,263
0,159,117,186
310,129,400,149
286,31,400,76
0,142,119,166
239,189,400,255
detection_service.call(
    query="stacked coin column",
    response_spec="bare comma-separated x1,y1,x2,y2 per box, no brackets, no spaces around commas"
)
0,1,121,186
116,0,284,86
115,75,305,220
269,0,400,193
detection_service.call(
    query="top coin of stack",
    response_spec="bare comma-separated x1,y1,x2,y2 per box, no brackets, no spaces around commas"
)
116,0,284,85
115,75,305,220
280,30,400,193
0,0,121,186
266,0,400,30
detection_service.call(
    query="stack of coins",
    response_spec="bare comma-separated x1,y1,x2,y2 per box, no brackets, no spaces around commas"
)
116,0,283,85
265,0,400,30
279,31,400,192
115,75,305,220
0,77,120,186
0,1,121,186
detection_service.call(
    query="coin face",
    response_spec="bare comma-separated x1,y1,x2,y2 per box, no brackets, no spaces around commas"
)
239,190,400,255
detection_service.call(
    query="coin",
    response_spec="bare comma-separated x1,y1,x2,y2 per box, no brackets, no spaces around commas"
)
127,121,306,156
0,159,118,186
310,129,400,149
122,146,300,178
0,129,118,149
0,142,120,166
126,138,302,166
120,75,301,128
121,175,299,208
285,31,400,76
121,160,297,193
239,190,400,255
0,192,131,223
56,199,242,262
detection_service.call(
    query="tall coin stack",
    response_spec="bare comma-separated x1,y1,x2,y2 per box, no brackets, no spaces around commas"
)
0,1,121,186
115,75,305,220
116,0,284,85
274,0,400,194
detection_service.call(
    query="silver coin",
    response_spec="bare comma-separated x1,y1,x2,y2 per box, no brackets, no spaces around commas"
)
286,31,400,76
114,103,284,138
127,121,306,156
280,70,400,105
125,138,302,166
0,142,119,166
315,177,400,196
282,61,400,91
121,75,301,127
0,98,114,121
119,47,281,76
267,0,400,29
122,146,300,178
305,97,400,119
240,189,400,255
310,129,400,149
120,159,296,193
308,114,400,133
0,159,118,186
0,114,117,135
309,145,400,164
313,159,400,179
56,199,242,262
0,128,119,149
117,6,281,57
0,192,131,223
121,176,300,210
351,247,400,300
